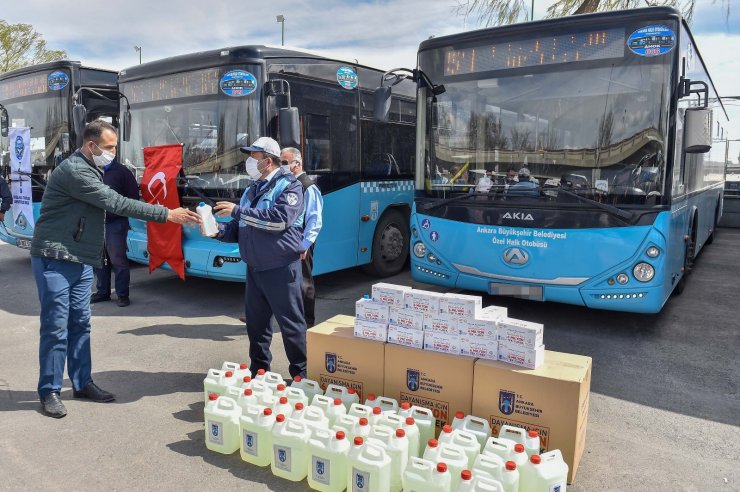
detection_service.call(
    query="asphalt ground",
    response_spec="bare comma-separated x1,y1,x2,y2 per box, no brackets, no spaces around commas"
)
0,229,738,491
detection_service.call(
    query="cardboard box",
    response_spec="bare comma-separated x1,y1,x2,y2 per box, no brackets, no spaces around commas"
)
472,351,592,484
460,336,498,360
422,313,462,335
498,341,545,369
460,317,498,339
423,331,461,355
387,324,424,349
389,306,425,331
372,283,411,307
354,318,388,342
307,315,384,401
439,293,482,318
384,344,474,432
498,318,544,349
404,290,444,314
355,298,390,324
479,305,508,319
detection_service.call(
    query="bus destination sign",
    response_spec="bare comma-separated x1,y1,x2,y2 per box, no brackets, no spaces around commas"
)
0,72,55,100
125,67,221,104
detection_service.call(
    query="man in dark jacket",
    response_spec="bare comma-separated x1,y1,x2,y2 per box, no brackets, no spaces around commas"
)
91,158,140,307
31,120,200,418
212,137,308,379
0,175,12,222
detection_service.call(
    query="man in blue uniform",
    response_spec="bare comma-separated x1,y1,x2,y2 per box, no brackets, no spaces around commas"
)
212,137,308,378
0,175,12,222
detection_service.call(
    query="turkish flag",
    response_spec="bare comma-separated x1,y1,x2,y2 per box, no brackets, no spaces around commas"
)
141,144,185,280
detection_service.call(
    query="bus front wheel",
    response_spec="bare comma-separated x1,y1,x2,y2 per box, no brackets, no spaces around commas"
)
362,208,409,277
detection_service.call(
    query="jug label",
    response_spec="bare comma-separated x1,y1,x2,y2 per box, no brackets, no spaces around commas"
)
352,467,370,491
550,482,565,492
243,430,258,456
273,445,292,471
207,420,223,445
311,456,331,484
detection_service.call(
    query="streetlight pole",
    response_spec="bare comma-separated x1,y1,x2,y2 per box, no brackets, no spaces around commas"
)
276,15,285,46
134,45,142,64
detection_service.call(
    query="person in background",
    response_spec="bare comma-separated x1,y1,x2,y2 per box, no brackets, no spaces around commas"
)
91,158,140,307
0,175,12,222
281,147,323,327
212,137,308,379
507,167,539,196
475,170,493,193
30,120,200,418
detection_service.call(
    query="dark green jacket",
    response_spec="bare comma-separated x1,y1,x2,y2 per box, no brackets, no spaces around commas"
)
31,150,168,267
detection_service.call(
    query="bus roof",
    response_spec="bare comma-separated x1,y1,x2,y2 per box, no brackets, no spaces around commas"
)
0,60,117,81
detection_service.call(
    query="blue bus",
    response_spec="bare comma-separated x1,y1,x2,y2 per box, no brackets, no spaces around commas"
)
0,61,119,248
378,7,728,313
116,46,416,280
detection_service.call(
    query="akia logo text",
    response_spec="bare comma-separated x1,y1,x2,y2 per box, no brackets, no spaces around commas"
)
503,212,534,221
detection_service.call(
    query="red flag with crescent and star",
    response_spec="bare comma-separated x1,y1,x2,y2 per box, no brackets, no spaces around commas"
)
140,144,185,280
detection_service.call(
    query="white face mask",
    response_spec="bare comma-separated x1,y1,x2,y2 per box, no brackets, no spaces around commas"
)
280,164,292,174
245,157,268,180
91,142,115,168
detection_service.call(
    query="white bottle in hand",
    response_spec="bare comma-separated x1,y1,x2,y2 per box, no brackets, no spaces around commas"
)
196,202,219,236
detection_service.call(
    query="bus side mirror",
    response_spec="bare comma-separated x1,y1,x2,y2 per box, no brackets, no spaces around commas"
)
374,86,391,123
122,109,132,142
279,107,300,148
72,103,88,148
684,108,711,154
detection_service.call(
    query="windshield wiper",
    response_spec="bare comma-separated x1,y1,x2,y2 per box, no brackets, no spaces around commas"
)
556,187,633,221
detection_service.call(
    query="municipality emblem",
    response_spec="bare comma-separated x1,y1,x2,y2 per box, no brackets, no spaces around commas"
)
406,369,420,391
316,460,325,476
246,434,253,448
278,449,287,462
325,352,337,373
499,390,516,415
355,473,365,489
14,135,24,161
211,423,219,437
286,192,298,206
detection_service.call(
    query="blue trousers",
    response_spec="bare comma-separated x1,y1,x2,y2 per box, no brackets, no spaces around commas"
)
94,220,131,297
32,256,94,399
246,261,307,378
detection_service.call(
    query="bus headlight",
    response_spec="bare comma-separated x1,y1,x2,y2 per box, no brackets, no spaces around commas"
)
413,242,426,258
616,273,629,285
646,246,660,258
633,262,655,282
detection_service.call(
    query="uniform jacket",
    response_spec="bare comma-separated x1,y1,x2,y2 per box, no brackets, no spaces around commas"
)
102,159,140,222
217,168,305,272
30,150,168,267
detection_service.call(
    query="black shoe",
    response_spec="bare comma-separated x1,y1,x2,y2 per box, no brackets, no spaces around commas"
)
117,296,130,307
73,382,115,402
41,392,67,418
90,292,111,303
238,316,246,323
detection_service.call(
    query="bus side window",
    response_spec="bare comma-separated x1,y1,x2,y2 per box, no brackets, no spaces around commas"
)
305,113,331,172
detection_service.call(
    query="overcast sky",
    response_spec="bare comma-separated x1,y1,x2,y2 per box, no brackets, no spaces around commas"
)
3,0,739,145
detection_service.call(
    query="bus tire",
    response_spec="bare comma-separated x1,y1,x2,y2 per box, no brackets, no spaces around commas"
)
362,208,409,277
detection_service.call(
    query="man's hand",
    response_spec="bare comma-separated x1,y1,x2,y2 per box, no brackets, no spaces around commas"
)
167,207,201,226
213,201,237,217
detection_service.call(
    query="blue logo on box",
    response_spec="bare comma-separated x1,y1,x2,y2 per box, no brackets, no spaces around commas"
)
325,352,337,373
406,369,420,391
499,390,516,415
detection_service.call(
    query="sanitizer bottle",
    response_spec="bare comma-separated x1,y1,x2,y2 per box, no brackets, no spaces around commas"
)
196,202,219,236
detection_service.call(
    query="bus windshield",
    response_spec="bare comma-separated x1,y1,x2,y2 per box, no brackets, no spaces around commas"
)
419,31,672,207
119,66,262,200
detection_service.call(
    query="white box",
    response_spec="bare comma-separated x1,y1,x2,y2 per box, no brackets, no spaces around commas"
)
405,290,445,314
478,305,508,320
389,306,424,331
355,298,390,324
498,318,544,349
460,336,498,360
460,317,498,339
439,293,482,318
387,324,424,349
423,313,463,335
498,341,545,369
354,318,388,342
372,283,412,307
423,331,461,355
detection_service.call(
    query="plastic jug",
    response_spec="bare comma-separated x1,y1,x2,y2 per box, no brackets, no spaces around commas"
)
458,469,475,490
285,386,309,408
472,453,505,482
348,402,374,421
368,426,408,492
293,405,330,434
376,412,405,431
401,417,421,458
332,413,361,440
356,417,371,439
369,406,384,425
519,451,568,492
525,429,541,457
275,396,293,418
409,406,436,449
270,414,311,481
374,396,399,414
307,429,350,492
438,425,480,468
239,405,274,466
203,368,236,404
260,393,279,411
292,376,323,403
204,394,240,454
196,201,219,236
498,425,526,447
347,437,391,492
482,437,515,463
231,362,252,385
397,401,413,417
325,383,360,410
458,474,506,491
402,458,452,492
254,369,285,393
326,398,348,427
451,410,466,430
500,461,520,492
247,380,272,402
363,393,379,408
311,394,335,417
456,414,492,451
273,383,288,398
423,440,468,490
239,375,253,390
236,387,261,413
511,443,528,467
